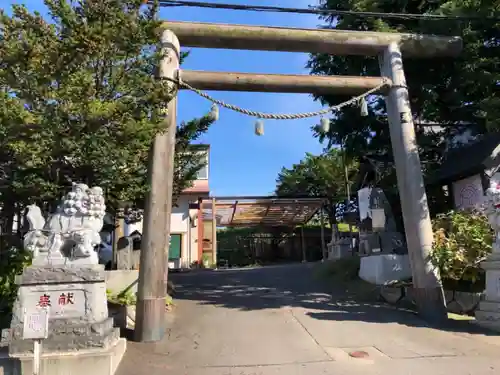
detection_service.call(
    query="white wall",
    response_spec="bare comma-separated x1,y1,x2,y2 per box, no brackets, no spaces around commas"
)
125,195,199,269
171,197,190,233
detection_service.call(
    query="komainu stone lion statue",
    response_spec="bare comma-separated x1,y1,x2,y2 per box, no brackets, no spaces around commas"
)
24,183,106,266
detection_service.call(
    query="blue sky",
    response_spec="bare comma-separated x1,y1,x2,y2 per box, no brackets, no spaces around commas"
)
5,0,326,196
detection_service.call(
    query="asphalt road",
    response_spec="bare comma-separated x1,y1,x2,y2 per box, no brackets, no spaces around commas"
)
117,262,500,375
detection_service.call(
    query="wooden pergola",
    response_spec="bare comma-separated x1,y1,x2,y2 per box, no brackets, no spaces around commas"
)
196,196,328,270
206,196,325,227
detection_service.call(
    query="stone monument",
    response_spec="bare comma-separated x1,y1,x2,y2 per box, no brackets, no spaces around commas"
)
475,182,500,331
1,183,125,375
357,187,411,285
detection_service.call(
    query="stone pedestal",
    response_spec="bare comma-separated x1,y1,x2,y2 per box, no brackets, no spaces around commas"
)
327,239,351,260
358,254,412,285
1,338,126,375
475,256,500,331
1,265,124,374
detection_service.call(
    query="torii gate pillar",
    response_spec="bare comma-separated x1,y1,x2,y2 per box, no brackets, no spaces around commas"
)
380,43,447,322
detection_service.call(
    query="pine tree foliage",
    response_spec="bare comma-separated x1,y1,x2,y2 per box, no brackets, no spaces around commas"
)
275,149,359,226
0,0,214,224
307,0,498,215
309,0,498,157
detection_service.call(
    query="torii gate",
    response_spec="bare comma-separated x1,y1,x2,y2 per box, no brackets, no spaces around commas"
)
135,20,462,342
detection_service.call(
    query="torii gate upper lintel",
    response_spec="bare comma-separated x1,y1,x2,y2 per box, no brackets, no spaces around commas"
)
162,20,462,57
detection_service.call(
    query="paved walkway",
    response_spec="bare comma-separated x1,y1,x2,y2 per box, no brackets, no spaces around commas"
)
117,263,500,375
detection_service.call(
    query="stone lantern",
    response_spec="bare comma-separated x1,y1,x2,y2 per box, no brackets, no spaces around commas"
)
475,183,500,331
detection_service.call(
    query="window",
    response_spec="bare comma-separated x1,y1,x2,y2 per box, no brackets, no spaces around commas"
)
182,147,209,180
196,152,209,179
197,165,208,179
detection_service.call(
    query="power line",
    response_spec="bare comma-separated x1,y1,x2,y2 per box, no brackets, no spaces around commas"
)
154,0,500,22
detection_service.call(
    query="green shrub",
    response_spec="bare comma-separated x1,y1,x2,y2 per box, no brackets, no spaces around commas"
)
106,288,174,307
165,294,174,310
0,246,32,328
431,209,492,286
107,289,137,306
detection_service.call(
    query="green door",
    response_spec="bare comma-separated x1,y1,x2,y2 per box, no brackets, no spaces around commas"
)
168,234,182,261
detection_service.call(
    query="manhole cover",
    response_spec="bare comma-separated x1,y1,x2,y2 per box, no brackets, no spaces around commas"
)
349,350,370,359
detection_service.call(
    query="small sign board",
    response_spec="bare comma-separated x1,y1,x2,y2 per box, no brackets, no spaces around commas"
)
23,308,49,340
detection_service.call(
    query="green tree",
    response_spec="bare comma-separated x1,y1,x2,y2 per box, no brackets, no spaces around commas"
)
431,209,493,290
0,0,214,228
307,0,498,218
310,0,498,133
275,148,358,227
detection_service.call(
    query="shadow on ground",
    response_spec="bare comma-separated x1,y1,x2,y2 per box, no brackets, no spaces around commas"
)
170,262,495,337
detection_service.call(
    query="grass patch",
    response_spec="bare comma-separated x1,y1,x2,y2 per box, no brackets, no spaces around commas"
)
337,223,358,232
314,256,361,282
243,263,262,268
448,312,475,321
305,222,358,232
315,256,378,301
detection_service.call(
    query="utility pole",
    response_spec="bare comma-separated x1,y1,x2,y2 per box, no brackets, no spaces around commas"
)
320,207,326,261
135,29,180,342
341,141,354,251
379,42,447,322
